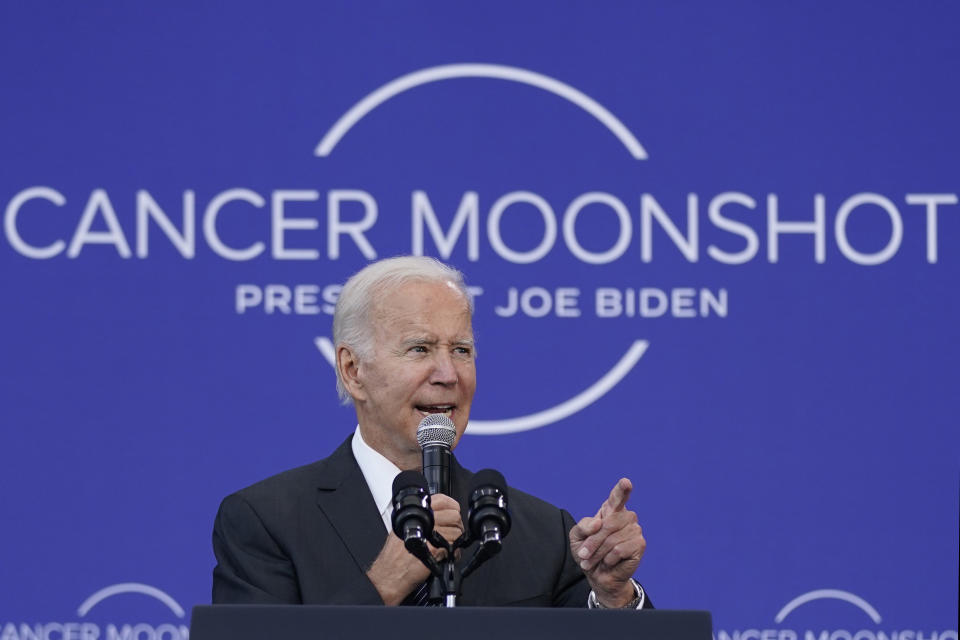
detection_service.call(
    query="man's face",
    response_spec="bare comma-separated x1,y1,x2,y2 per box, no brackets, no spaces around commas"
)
351,279,476,469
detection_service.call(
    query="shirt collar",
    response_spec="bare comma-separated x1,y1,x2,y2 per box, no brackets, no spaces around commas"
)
351,425,402,532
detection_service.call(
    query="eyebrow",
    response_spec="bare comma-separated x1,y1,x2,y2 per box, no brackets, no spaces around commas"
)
401,336,475,348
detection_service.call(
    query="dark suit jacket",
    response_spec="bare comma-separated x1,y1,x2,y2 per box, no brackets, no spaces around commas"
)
212,436,649,607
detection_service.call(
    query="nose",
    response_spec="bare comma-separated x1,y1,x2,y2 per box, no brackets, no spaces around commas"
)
429,351,458,386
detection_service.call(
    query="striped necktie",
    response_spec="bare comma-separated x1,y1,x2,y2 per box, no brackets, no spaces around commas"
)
402,580,441,606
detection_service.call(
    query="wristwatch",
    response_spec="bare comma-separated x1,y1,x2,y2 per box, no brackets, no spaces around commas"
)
588,579,645,609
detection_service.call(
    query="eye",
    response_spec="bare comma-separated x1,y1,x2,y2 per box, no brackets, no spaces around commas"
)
454,346,473,356
409,345,428,353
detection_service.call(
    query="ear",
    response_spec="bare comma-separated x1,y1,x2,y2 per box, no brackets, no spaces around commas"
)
337,345,367,402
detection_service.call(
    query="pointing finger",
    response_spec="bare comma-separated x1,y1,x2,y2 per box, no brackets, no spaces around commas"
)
600,478,633,518
575,509,637,564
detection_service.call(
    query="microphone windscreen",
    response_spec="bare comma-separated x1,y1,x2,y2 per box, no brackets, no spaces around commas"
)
393,469,428,496
470,468,508,498
416,413,456,449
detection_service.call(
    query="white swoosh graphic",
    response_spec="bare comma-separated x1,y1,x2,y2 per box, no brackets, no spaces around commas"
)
315,335,337,366
315,63,648,160
77,582,185,618
774,589,882,624
314,337,648,434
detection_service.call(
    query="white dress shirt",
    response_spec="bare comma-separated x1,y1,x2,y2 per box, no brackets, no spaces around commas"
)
351,425,401,532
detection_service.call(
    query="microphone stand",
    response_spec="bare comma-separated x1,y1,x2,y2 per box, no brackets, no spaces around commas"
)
410,530,502,607
426,532,460,607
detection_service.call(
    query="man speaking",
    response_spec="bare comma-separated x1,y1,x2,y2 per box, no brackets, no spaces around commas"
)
212,256,650,608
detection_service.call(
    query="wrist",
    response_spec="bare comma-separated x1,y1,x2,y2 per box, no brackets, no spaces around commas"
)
367,537,428,605
589,579,644,609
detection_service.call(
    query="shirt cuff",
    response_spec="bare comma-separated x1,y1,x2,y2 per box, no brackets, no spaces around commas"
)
587,579,645,609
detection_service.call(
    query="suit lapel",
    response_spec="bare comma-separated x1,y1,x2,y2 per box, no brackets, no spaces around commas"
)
450,456,480,556
449,455,474,517
313,440,479,577
314,437,389,574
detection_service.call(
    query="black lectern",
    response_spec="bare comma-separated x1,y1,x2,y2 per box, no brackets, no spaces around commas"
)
191,605,713,640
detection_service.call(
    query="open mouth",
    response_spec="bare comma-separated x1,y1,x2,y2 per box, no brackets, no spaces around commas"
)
416,404,455,418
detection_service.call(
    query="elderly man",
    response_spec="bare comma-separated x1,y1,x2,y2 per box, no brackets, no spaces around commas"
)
212,256,650,608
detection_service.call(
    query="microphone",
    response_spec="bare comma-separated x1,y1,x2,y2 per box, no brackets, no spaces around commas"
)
417,415,458,606
390,470,434,548
467,469,511,549
391,470,442,579
459,469,511,580
417,414,456,495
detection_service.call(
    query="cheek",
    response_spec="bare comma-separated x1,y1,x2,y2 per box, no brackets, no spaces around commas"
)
371,370,424,406
360,365,395,403
458,365,477,393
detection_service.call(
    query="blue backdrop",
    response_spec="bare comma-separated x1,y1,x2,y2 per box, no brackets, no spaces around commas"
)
1,3,957,639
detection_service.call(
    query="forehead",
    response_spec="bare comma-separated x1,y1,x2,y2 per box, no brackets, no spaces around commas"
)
370,279,473,338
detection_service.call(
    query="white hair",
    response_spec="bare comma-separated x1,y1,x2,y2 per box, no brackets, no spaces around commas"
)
332,256,473,404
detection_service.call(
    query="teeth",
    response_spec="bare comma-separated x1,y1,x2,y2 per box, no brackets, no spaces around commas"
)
417,406,454,417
